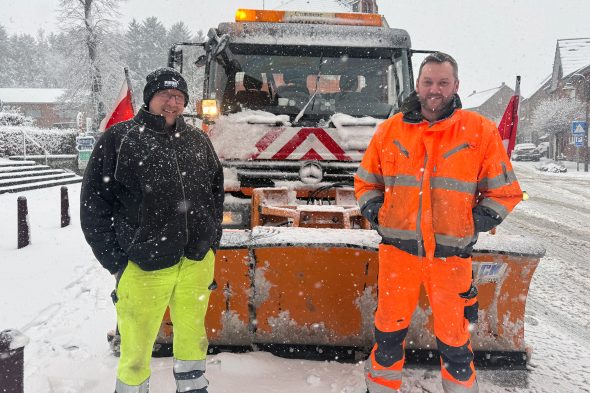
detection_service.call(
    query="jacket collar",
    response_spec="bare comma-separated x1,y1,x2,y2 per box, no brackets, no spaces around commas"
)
400,91,462,124
133,106,186,134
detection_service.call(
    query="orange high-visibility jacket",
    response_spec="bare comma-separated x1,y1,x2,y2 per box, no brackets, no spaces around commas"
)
355,101,522,259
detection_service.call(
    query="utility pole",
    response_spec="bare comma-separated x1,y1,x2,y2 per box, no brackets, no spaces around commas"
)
584,79,589,172
565,73,589,172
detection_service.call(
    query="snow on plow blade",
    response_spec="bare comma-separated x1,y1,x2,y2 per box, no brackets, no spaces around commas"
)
143,188,545,368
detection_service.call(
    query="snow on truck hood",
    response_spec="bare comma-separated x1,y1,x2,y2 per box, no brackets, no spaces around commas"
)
209,110,382,161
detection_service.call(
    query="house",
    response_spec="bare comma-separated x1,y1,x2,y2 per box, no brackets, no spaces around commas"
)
0,88,77,128
462,83,516,124
520,38,590,163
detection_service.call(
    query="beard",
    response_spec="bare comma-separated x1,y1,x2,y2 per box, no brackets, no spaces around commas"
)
417,93,455,117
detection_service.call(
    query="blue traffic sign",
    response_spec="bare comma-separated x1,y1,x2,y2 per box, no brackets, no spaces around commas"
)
571,121,587,135
573,135,584,147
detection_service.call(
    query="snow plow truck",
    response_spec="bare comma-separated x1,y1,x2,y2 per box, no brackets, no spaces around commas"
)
113,8,546,368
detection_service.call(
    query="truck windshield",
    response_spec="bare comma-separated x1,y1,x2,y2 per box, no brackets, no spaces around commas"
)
209,44,410,121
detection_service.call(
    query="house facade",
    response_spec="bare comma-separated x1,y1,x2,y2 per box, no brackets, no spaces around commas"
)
0,88,77,128
520,38,590,163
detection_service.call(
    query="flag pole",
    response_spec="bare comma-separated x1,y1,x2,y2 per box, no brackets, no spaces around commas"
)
513,75,521,122
124,67,135,113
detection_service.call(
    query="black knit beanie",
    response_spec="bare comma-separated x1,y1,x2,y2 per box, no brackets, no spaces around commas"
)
143,67,189,107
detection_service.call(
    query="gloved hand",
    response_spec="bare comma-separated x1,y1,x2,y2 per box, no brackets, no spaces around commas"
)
361,200,382,230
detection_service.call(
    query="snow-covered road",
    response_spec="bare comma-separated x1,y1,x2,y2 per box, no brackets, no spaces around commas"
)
497,161,590,393
1,159,589,392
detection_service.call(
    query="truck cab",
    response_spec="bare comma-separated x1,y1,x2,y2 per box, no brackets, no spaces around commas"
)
168,9,415,228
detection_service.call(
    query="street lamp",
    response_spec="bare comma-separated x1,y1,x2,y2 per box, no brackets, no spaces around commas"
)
565,73,590,172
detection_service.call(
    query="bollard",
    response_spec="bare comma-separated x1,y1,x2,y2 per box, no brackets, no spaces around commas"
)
17,197,29,249
61,186,70,228
0,329,29,393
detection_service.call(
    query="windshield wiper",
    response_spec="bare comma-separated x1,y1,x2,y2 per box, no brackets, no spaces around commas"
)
294,51,324,125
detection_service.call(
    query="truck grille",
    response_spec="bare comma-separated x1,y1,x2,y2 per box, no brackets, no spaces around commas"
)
223,160,359,188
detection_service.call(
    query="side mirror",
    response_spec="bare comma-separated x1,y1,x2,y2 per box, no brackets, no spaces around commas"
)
168,46,183,70
195,54,207,68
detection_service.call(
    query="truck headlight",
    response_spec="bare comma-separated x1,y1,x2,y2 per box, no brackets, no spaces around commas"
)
223,211,243,226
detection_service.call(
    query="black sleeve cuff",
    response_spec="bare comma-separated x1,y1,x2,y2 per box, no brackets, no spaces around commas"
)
473,205,503,233
360,198,383,229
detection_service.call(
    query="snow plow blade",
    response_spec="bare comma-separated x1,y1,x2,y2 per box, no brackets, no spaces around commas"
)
142,188,545,368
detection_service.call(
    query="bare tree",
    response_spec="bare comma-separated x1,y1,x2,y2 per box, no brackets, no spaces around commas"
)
57,0,125,129
528,97,584,140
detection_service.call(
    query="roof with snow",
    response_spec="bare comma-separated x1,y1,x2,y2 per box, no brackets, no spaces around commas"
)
557,38,590,77
550,37,590,91
0,88,66,104
462,85,505,109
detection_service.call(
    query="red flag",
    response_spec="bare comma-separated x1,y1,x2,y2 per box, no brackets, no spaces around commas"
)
99,69,135,132
498,76,521,158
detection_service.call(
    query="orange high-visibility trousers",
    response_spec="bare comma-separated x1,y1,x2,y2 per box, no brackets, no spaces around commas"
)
365,244,479,393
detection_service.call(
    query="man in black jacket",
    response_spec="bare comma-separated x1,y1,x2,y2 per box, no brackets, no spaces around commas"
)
81,67,224,393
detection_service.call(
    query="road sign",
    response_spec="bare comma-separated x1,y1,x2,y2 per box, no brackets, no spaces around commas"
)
571,121,587,135
76,136,95,152
573,135,584,147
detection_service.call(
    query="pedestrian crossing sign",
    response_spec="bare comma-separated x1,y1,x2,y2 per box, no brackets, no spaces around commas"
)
571,121,587,135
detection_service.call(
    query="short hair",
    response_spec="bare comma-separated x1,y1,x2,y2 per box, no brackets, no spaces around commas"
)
418,52,458,80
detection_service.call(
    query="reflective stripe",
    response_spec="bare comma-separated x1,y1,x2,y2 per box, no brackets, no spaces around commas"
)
173,359,206,373
443,143,470,159
365,359,402,391
174,358,208,392
358,190,384,208
378,226,420,240
367,367,403,380
366,377,401,393
478,170,518,191
357,166,384,185
384,174,420,187
393,140,409,157
435,233,476,248
115,378,149,393
416,154,428,258
176,375,208,392
479,198,509,219
442,378,479,393
431,177,477,194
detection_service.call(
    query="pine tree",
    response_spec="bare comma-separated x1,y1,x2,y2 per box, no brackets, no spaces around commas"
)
0,25,9,86
167,21,192,49
137,17,168,74
7,33,42,87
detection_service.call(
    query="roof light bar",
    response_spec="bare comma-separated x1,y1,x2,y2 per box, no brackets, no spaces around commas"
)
235,9,383,27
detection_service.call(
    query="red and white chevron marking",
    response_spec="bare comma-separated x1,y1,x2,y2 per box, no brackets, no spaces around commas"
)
253,128,352,161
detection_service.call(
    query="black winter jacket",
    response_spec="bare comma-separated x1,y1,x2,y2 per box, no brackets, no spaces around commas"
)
80,107,224,274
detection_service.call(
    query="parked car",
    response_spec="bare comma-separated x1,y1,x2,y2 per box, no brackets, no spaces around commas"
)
535,142,549,158
512,143,541,161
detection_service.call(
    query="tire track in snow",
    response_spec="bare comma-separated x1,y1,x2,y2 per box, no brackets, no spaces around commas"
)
500,214,590,347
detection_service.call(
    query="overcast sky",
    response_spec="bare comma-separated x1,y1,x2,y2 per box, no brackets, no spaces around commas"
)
1,0,589,98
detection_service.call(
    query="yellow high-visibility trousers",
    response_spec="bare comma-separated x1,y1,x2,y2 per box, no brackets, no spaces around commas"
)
115,251,215,387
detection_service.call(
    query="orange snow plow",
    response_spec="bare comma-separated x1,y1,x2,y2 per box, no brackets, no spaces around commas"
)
134,187,545,368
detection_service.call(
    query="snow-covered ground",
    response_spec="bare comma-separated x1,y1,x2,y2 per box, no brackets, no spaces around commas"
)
1,158,589,393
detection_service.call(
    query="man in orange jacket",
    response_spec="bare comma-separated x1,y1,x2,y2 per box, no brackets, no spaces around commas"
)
354,52,523,393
